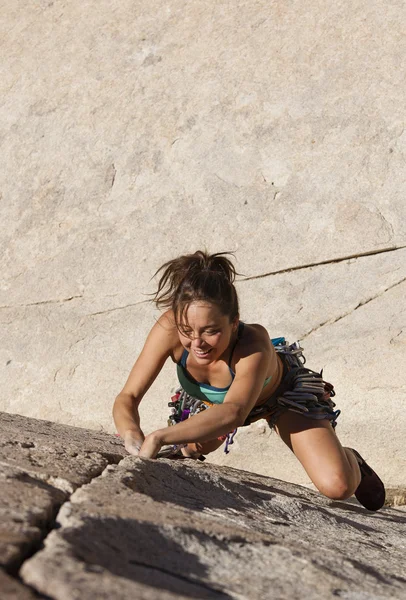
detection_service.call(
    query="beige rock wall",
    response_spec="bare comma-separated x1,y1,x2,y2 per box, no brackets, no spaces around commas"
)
1,1,405,486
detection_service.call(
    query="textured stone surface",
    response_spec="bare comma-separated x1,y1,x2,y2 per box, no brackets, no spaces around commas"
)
1,569,43,600
1,0,406,490
21,457,406,600
0,463,66,572
0,413,125,492
1,0,405,307
0,413,404,599
0,412,124,581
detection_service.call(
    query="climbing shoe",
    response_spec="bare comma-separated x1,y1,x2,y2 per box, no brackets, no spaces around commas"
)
349,448,386,511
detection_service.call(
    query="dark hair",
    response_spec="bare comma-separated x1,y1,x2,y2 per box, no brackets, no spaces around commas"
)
151,250,240,329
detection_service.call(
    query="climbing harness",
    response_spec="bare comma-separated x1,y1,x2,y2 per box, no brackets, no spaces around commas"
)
244,338,340,429
163,337,340,458
167,388,210,426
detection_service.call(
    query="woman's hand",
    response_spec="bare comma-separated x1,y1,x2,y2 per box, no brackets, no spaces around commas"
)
138,431,164,459
123,429,145,456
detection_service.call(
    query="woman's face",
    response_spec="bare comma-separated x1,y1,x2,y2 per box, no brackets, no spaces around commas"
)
178,302,238,362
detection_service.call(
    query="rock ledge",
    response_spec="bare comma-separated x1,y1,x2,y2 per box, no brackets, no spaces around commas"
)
1,412,405,600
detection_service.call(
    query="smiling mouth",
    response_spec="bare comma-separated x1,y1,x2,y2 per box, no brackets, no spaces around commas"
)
194,348,212,357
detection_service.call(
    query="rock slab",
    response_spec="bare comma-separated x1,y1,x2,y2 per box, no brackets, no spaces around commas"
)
21,456,406,599
1,0,406,491
1,412,405,599
0,569,44,600
0,412,125,590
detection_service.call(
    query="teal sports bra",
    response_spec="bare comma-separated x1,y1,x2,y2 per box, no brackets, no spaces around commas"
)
176,322,272,404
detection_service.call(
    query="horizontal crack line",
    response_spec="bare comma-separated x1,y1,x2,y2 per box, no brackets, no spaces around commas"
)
300,276,406,339
84,299,149,318
0,295,83,310
240,244,406,281
0,297,149,314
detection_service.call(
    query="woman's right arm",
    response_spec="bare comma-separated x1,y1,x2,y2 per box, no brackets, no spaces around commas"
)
113,311,177,455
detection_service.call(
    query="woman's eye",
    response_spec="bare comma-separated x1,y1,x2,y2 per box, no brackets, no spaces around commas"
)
180,329,219,337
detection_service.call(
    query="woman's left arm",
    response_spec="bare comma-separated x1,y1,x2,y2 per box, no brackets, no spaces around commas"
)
139,339,271,458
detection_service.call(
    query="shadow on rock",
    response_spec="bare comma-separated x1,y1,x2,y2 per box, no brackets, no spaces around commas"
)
122,460,279,514
122,461,388,536
327,500,406,524
64,517,232,599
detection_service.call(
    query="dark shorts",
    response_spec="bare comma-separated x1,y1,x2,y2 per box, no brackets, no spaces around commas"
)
244,341,341,429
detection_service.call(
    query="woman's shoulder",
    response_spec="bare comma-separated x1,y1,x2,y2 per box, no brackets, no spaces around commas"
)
241,322,272,345
230,321,275,375
231,321,273,362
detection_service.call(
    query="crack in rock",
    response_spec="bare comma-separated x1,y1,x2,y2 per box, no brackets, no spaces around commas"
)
301,276,406,339
375,207,395,239
214,173,242,188
53,368,61,383
106,163,116,189
390,330,404,345
240,245,406,281
0,296,83,310
0,297,148,317
83,299,149,318
9,458,126,595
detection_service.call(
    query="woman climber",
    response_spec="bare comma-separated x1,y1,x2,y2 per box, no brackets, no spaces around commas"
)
113,250,385,511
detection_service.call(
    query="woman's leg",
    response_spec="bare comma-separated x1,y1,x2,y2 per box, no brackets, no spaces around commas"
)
274,411,361,500
181,438,225,459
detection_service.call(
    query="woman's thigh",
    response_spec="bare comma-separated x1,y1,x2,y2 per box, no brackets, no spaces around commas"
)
274,411,358,499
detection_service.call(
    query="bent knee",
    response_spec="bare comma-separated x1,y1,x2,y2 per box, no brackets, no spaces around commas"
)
182,440,223,459
315,475,355,501
181,444,203,459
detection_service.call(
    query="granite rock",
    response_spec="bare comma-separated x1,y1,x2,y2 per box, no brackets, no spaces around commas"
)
21,456,406,600
0,413,403,599
0,463,66,573
1,0,405,309
0,412,125,579
0,0,405,491
1,569,44,600
0,413,125,492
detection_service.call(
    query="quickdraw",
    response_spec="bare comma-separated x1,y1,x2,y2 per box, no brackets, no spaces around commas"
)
165,388,237,456
167,389,211,426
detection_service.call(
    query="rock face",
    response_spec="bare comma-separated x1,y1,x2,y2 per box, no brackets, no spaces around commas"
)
1,0,406,488
2,412,406,599
0,413,125,576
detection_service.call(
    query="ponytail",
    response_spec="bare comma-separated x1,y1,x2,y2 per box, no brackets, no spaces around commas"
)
151,250,240,326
